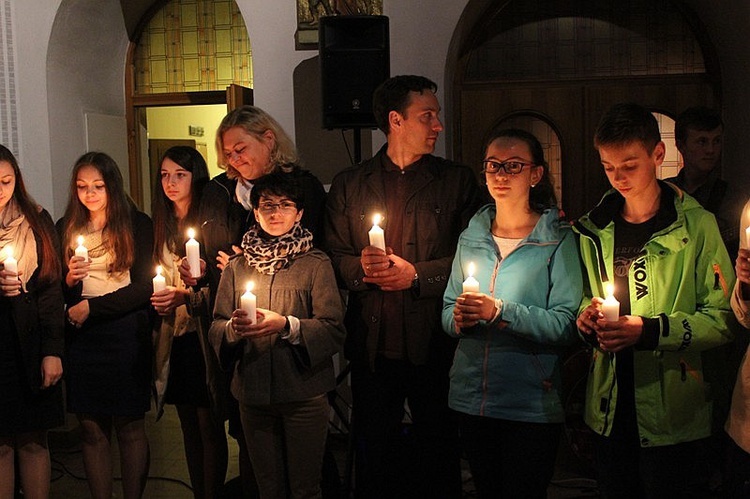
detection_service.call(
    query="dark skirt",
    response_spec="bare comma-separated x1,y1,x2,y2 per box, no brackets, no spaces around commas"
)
164,331,210,407
0,311,64,435
65,308,152,416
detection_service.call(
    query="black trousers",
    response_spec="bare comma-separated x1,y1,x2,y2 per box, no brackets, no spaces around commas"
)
459,413,561,499
350,356,462,499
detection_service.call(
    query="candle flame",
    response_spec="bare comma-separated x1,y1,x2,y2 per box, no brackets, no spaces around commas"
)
372,213,382,226
2,245,12,261
187,227,196,239
155,265,163,276
245,281,254,293
605,282,614,298
467,262,476,278
77,235,85,246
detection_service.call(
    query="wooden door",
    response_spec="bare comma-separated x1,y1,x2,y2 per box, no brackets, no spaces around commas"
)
226,84,254,111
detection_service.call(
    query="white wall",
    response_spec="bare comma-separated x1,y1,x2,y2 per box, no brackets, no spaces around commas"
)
12,0,61,213
8,0,750,218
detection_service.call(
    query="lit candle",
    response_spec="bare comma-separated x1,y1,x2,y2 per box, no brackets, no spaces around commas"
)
75,235,89,260
240,281,257,325
186,228,201,278
601,282,620,322
462,262,480,293
2,245,18,277
152,265,166,293
368,214,386,251
745,225,750,249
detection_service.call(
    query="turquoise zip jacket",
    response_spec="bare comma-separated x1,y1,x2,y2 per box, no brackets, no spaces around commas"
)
442,205,582,423
573,181,735,447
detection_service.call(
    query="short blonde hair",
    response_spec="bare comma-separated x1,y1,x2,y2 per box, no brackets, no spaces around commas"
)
216,105,299,179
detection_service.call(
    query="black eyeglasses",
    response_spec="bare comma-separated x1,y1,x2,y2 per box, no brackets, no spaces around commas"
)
481,160,536,175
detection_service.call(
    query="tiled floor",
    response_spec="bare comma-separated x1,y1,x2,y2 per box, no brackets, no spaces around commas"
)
45,403,598,498
49,406,241,498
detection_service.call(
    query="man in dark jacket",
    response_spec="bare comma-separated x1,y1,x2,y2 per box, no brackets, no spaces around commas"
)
324,75,482,498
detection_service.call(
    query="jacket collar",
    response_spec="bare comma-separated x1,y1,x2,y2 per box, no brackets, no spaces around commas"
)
360,145,439,200
464,204,565,246
584,180,679,233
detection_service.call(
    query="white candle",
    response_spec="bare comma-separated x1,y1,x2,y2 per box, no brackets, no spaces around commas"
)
462,262,480,293
240,281,257,325
2,246,18,277
745,225,750,249
368,214,386,251
75,235,89,260
601,282,620,322
186,228,201,278
153,265,166,293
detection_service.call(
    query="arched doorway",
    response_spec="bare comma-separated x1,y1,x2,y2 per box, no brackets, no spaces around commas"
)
449,0,720,218
126,0,253,208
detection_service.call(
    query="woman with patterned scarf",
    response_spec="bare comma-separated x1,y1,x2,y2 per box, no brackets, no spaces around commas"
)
209,172,345,499
0,145,64,499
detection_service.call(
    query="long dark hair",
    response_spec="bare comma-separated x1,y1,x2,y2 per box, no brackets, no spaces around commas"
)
483,128,557,213
0,145,61,284
151,146,209,265
62,152,134,273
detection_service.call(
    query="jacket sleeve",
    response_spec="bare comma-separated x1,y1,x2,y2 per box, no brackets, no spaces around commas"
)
323,172,370,291
415,166,482,300
645,211,735,352
499,229,583,345
208,259,240,370
38,211,65,358
297,256,346,368
731,280,750,329
87,211,154,318
21,210,65,359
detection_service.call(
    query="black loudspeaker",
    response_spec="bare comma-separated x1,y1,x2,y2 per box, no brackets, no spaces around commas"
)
319,15,390,129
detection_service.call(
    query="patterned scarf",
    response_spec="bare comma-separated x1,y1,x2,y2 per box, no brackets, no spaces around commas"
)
241,222,313,275
0,198,38,289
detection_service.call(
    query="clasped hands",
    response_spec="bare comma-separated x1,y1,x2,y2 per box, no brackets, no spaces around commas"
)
360,246,415,292
229,308,285,338
452,292,497,329
151,258,207,316
576,297,643,353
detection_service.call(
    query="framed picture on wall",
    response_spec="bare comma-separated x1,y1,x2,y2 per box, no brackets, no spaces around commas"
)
295,0,383,49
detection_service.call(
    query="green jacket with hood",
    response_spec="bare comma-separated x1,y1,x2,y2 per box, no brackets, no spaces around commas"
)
573,181,735,447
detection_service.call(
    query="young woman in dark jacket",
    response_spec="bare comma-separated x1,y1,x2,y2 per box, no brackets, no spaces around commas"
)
0,144,64,499
58,151,154,499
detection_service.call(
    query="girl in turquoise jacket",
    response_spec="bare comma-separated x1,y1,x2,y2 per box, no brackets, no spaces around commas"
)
442,129,583,499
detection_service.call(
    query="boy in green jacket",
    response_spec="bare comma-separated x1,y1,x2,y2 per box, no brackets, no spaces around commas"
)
574,103,735,497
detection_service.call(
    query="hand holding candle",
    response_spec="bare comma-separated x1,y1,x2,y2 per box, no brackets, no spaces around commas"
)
1,246,20,296
186,228,201,278
368,214,386,251
240,281,257,325
462,262,480,293
2,246,18,276
152,265,166,293
601,282,620,322
75,235,89,260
